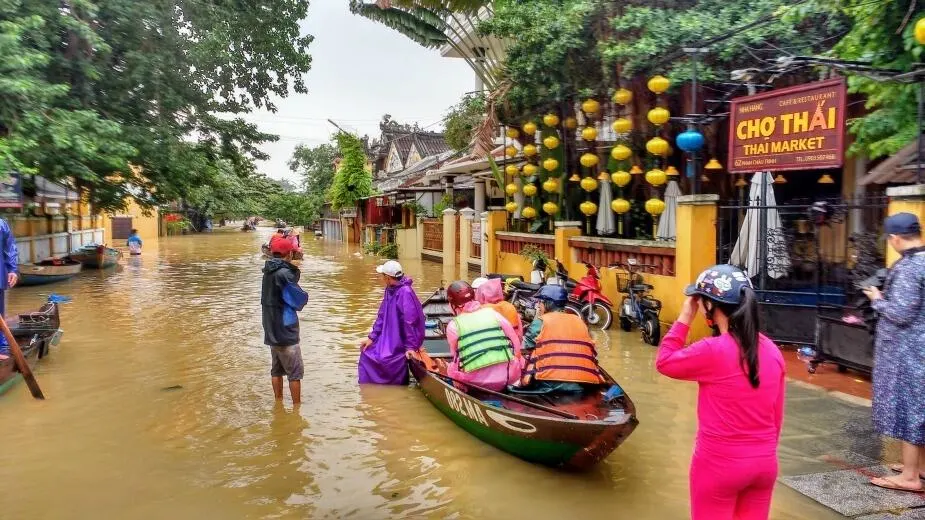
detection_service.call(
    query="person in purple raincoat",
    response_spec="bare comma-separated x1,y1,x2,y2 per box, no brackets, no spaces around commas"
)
358,260,425,384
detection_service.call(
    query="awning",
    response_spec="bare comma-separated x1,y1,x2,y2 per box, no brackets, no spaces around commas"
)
858,141,924,185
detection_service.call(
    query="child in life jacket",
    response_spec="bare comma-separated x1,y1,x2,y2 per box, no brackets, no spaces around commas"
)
473,277,523,339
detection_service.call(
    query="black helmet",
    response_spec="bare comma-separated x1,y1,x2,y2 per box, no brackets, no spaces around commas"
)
536,284,568,308
684,264,753,305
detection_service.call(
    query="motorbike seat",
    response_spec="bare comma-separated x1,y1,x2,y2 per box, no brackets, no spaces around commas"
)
564,279,577,290
512,281,543,292
630,283,653,292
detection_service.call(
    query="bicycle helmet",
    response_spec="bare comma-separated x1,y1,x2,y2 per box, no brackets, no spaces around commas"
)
684,264,753,305
535,284,568,308
447,280,475,308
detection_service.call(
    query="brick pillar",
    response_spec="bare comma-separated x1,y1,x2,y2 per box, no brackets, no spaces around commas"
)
442,208,457,271
458,208,475,278
484,207,508,274
554,221,582,274
885,185,925,266
675,194,719,340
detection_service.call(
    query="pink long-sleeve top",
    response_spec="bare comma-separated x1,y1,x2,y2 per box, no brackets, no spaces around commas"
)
656,321,786,458
446,301,524,391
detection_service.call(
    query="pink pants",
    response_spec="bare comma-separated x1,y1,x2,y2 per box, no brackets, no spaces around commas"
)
690,451,778,520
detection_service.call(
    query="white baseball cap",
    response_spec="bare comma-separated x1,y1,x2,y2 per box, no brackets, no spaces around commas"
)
375,260,404,278
471,277,489,289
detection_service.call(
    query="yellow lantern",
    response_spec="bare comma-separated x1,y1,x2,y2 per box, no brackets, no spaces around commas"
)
543,135,560,149
542,158,559,172
543,178,559,193
580,201,598,216
630,165,643,175
505,182,519,196
564,117,578,130
818,174,835,184
610,144,632,161
645,198,666,216
916,17,925,45
735,178,748,188
611,170,631,187
523,183,538,196
542,201,559,215
774,174,788,184
521,206,537,219
580,153,599,168
505,201,518,213
645,168,667,187
597,171,610,181
647,75,671,94
611,198,630,214
581,126,598,141
523,163,538,176
612,118,632,134
613,88,633,105
580,177,599,192
522,122,537,135
581,98,600,114
543,114,560,127
646,137,670,156
647,107,670,125
505,164,519,176
665,165,680,176
505,145,517,158
523,144,538,157
705,158,724,170
569,173,581,182
505,127,519,139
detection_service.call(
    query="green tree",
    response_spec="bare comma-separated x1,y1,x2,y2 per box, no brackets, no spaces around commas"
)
289,141,338,222
330,132,373,210
443,93,487,151
263,191,317,226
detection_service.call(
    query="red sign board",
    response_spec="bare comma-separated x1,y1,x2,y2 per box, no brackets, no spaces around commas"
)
727,78,846,173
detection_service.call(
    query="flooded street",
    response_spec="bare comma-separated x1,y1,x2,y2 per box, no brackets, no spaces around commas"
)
0,229,844,519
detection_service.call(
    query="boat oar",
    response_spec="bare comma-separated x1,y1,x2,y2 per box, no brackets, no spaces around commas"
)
430,368,579,420
0,315,44,399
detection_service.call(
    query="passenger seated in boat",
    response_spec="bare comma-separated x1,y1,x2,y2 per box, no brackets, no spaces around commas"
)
519,285,604,392
473,277,523,339
445,280,523,392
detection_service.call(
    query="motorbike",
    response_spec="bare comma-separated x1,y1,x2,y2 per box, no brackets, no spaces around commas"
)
611,258,663,346
547,259,613,330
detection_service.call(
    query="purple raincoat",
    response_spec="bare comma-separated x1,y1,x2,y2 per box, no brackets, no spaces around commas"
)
358,277,425,385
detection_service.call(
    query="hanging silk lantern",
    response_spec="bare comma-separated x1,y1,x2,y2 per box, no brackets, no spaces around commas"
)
597,171,610,181
613,88,633,105
522,163,538,176
523,144,538,157
581,127,598,141
542,178,559,193
917,17,925,45
505,182,519,196
647,107,670,125
505,145,517,158
579,201,598,216
505,201,518,213
505,127,519,139
564,117,578,130
665,165,680,176
505,164,519,176
630,164,643,175
647,75,671,94
646,168,667,187
612,118,632,134
569,173,581,182
611,170,631,187
522,122,537,135
580,153,599,168
543,114,560,127
543,135,560,149
611,198,630,214
542,201,559,215
581,99,600,115
676,129,705,153
611,144,632,161
542,158,559,172
521,206,537,219
580,177,599,192
523,183,538,197
646,137,670,156
645,198,666,216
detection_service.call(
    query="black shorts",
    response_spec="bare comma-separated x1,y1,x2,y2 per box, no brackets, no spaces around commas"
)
269,344,303,381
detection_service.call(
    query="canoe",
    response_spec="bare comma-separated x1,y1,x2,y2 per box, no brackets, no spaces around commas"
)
0,299,64,396
17,259,83,286
409,288,638,470
68,244,122,268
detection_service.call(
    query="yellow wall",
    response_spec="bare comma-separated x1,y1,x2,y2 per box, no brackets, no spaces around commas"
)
101,199,160,246
884,186,925,266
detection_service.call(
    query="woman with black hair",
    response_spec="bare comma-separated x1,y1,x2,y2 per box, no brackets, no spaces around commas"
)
656,264,786,520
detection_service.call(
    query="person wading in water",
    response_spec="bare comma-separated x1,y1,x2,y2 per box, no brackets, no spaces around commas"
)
261,239,308,404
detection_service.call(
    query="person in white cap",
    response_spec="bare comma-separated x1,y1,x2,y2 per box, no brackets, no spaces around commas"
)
358,260,425,384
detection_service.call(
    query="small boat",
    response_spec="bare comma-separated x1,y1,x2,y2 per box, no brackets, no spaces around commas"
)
0,298,64,396
17,258,83,286
68,244,122,269
408,288,638,470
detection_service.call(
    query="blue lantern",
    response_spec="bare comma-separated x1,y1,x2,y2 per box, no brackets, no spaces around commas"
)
676,129,705,153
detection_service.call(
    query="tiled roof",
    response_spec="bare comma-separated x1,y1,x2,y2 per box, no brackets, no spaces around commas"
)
388,132,451,164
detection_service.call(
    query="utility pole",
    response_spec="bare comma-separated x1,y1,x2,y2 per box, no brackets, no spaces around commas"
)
683,47,710,194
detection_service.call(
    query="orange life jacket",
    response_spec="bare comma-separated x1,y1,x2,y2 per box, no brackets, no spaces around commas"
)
526,312,603,385
484,301,521,332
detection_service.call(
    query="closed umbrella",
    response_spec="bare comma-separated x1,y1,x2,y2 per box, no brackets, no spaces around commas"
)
656,180,681,240
729,172,790,279
596,179,616,235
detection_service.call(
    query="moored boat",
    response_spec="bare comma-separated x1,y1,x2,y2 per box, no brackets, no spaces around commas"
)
68,244,122,269
0,298,65,396
409,288,638,469
17,258,83,286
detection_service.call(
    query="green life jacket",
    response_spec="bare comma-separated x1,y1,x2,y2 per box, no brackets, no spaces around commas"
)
454,308,512,372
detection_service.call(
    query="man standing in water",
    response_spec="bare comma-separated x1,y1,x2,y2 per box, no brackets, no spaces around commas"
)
358,260,425,385
261,239,308,403
0,218,17,316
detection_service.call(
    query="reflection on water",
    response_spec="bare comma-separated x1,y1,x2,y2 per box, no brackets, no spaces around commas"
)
0,229,841,519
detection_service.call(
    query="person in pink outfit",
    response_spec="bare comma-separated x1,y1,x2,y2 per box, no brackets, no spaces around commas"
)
656,264,786,520
444,280,523,392
473,277,524,339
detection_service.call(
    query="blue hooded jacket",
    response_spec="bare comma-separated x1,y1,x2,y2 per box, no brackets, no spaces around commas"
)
0,219,17,290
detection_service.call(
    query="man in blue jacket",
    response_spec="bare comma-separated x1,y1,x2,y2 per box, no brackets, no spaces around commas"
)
0,218,18,317
261,238,307,404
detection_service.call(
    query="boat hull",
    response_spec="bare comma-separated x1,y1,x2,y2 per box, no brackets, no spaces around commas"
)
69,247,121,268
17,262,83,286
0,301,63,397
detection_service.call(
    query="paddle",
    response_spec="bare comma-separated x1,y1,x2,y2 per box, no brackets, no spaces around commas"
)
0,314,44,399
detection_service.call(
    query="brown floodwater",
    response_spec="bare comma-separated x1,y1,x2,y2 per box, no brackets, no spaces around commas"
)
0,228,844,519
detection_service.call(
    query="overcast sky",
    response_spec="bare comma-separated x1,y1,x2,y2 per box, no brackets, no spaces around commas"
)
243,0,475,184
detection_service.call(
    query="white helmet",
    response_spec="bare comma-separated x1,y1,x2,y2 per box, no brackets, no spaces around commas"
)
471,277,489,289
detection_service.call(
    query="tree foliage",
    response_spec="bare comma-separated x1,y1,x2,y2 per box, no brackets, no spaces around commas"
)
263,191,317,226
330,132,373,210
443,93,487,151
288,141,338,223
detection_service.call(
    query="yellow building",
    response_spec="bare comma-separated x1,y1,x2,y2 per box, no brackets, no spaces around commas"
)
100,198,161,248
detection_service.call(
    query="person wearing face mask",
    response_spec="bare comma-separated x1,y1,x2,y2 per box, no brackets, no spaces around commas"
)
656,265,786,520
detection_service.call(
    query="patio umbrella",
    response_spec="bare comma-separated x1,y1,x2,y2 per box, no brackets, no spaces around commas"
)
596,178,616,235
655,180,681,240
729,172,790,279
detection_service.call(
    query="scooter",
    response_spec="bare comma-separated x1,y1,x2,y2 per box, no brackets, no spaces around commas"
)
611,258,663,346
549,259,614,330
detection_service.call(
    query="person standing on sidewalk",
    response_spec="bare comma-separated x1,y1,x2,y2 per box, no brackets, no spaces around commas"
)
0,218,18,316
656,265,785,520
863,212,925,493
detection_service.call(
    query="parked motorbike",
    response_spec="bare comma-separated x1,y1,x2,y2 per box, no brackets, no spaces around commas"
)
611,258,663,346
548,259,613,330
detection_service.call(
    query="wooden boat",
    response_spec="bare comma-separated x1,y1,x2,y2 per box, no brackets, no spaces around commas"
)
68,244,122,269
409,288,638,470
0,300,64,396
18,258,83,286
